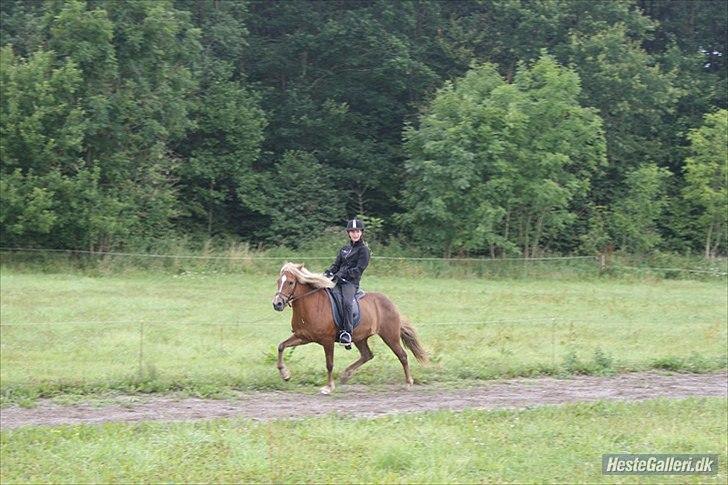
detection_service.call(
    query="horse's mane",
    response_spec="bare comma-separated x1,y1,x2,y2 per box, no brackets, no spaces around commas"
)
280,262,335,289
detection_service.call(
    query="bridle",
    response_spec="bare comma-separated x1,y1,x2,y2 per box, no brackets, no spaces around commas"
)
275,276,324,307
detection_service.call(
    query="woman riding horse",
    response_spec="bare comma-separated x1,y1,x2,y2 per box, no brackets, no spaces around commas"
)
271,220,427,394
324,219,370,347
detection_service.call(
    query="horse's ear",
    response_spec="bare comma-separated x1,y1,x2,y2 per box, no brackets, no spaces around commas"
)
296,263,304,270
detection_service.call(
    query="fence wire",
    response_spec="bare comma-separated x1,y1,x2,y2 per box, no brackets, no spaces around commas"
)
0,246,596,262
1,246,724,381
0,315,720,328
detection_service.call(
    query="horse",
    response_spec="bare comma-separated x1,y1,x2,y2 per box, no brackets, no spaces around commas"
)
271,262,428,394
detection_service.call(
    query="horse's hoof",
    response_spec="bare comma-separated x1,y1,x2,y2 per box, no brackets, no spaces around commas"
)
279,368,291,381
320,386,332,395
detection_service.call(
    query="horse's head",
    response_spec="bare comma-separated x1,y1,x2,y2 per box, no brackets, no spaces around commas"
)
272,262,334,311
272,265,301,311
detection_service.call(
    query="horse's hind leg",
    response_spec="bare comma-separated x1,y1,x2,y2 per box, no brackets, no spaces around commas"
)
340,338,374,384
380,328,414,387
277,334,308,381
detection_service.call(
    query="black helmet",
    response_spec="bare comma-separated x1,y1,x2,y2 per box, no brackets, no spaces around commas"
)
346,219,364,231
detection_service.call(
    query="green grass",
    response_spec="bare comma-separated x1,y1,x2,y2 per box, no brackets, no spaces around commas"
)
1,398,725,483
1,268,726,403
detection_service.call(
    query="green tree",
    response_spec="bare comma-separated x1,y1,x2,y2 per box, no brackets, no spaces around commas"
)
253,150,343,248
0,47,86,174
439,1,680,204
2,0,725,253
401,56,606,257
1,0,202,250
174,62,266,237
610,163,672,253
563,23,679,200
0,170,56,243
683,110,727,258
243,0,447,222
173,0,266,238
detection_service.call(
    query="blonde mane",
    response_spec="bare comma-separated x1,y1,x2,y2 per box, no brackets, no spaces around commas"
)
280,262,335,289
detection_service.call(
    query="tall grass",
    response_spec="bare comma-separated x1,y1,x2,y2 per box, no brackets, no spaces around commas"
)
2,237,725,280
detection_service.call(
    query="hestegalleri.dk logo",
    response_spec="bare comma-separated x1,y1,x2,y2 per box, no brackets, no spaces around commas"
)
602,454,718,475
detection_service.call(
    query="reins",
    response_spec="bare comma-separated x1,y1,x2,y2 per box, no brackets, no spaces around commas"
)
275,280,325,307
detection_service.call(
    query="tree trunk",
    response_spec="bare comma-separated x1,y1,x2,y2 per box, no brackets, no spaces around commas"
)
709,221,722,259
355,189,365,216
522,213,532,258
208,179,214,237
705,222,713,259
503,209,511,258
532,214,545,258
505,61,516,84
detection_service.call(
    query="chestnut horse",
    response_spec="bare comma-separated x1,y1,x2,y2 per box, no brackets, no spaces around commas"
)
272,262,427,394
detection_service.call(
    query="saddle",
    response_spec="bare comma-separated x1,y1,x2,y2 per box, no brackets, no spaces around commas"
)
325,287,366,331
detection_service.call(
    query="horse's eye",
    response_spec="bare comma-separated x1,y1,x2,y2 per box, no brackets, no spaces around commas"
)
288,281,294,285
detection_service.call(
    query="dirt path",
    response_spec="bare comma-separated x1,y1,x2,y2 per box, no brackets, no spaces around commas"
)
2,371,725,429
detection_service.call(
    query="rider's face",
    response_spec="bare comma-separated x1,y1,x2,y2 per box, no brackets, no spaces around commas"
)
348,229,362,242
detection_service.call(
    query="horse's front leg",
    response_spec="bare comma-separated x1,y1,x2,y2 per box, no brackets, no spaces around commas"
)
277,334,308,381
320,342,335,395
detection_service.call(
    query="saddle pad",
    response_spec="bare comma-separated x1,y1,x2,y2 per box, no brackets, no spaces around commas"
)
325,288,365,331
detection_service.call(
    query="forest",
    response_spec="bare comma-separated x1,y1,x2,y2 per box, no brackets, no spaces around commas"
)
1,0,726,258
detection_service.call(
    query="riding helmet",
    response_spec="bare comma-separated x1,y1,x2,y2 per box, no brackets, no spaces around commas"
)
346,219,365,231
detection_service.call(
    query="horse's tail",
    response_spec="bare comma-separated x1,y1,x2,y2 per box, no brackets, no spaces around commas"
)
400,317,428,364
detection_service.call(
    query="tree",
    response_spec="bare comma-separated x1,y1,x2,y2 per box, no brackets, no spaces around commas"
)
1,0,202,250
610,163,672,253
243,0,447,222
683,110,727,258
174,62,266,237
563,23,679,203
173,0,266,238
252,150,343,248
1,0,724,253
401,56,606,257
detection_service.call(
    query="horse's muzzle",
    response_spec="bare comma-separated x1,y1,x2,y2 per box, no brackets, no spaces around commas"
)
272,299,285,312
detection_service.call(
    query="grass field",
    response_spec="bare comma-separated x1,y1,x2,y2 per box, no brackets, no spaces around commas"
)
1,267,725,404
1,397,725,483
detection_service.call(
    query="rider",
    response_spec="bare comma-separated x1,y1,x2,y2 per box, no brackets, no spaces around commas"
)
324,219,370,347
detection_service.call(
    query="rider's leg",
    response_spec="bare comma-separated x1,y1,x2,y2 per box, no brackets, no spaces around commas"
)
334,283,346,341
340,282,356,345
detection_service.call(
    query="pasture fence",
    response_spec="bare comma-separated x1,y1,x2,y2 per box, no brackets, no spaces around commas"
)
0,315,722,378
1,247,725,390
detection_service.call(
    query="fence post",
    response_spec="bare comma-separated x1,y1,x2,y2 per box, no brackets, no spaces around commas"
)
551,318,557,369
139,320,144,377
599,244,614,273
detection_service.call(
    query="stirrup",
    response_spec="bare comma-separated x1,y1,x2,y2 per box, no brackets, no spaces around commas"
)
338,331,352,346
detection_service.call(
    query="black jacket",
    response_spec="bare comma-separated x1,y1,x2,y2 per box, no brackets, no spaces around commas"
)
326,239,370,286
